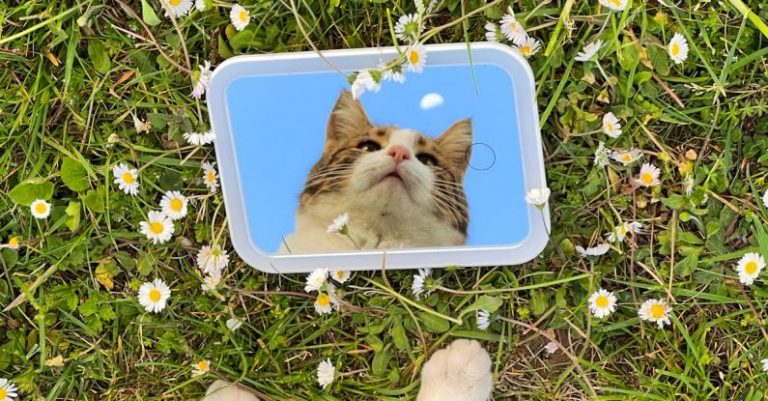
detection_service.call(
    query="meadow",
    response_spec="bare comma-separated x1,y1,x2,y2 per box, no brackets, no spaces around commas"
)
1,0,768,400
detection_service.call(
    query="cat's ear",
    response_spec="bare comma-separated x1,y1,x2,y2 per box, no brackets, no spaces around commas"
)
326,90,371,144
436,119,473,173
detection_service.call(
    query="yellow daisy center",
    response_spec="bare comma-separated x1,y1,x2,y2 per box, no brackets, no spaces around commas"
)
745,261,759,275
239,9,248,22
650,304,666,319
336,271,345,280
641,172,654,184
149,288,162,303
595,295,610,308
317,294,331,307
8,237,20,247
149,221,165,234
509,22,518,31
122,171,135,185
610,0,621,5
169,0,182,5
409,50,420,65
197,360,209,371
206,171,216,183
35,202,48,214
620,225,629,235
621,154,632,162
671,43,680,56
0,389,7,399
521,46,531,55
170,198,183,212
605,123,614,132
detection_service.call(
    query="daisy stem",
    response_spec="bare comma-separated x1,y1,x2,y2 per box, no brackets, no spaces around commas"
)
540,209,551,237
385,9,401,54
432,273,591,295
364,278,462,325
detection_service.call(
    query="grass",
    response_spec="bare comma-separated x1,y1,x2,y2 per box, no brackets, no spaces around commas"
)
2,0,768,400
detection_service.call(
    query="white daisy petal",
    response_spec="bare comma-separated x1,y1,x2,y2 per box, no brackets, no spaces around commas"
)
30,199,51,219
575,40,603,62
0,378,19,401
599,0,628,11
305,268,329,293
139,211,175,244
610,149,643,166
636,163,661,187
327,213,350,234
638,298,671,329
594,141,610,168
404,44,427,73
525,187,551,207
163,0,194,18
160,191,188,220
500,13,526,45
588,289,617,318
202,162,219,192
316,359,335,389
514,36,541,58
412,268,431,298
668,32,689,65
576,243,611,257
191,61,212,99
191,359,210,377
602,112,622,138
138,278,171,313
112,163,140,195
736,252,765,286
196,244,230,275
477,310,491,330
394,13,422,43
230,4,250,31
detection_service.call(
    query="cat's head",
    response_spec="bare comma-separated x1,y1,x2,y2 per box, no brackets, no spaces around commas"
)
300,90,472,234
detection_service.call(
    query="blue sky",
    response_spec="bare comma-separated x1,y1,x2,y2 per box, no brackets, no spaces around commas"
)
226,64,529,253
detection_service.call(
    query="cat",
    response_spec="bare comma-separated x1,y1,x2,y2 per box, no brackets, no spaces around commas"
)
202,339,493,401
279,90,473,254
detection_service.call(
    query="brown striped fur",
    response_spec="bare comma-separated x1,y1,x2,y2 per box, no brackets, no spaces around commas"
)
279,90,472,253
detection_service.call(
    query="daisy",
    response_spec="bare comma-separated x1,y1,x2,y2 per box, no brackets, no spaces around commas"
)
163,0,193,18
202,162,219,192
139,211,174,244
112,163,139,195
394,13,422,43
404,44,427,73
381,64,406,84
138,278,171,313
761,359,768,372
575,39,603,62
594,141,610,168
305,268,329,292
230,4,250,31
610,149,643,166
327,213,350,234
599,0,628,11
194,0,206,11
588,289,617,318
525,187,551,208
500,12,526,45
636,163,661,187
192,360,210,377
196,244,230,275
515,36,541,58
191,61,212,99
484,22,501,42
6,236,20,250
314,292,334,315
576,243,610,257
762,189,768,209
736,252,765,286
226,318,244,331
30,199,51,219
183,131,216,146
331,269,350,284
415,0,438,14
0,378,18,401
412,268,431,298
477,310,491,330
160,191,188,220
133,114,151,133
200,271,222,292
667,32,689,65
638,298,672,329
350,70,380,100
602,112,622,138
606,221,643,243
316,359,335,389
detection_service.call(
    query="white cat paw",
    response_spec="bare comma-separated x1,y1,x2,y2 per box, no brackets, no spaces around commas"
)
416,339,494,401
201,380,260,401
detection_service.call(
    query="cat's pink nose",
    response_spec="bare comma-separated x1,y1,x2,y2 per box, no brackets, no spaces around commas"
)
388,145,411,164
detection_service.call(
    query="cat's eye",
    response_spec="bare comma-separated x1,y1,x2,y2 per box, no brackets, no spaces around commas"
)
357,140,381,152
416,153,438,166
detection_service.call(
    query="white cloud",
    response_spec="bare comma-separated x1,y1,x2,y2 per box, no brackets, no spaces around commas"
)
420,93,444,110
